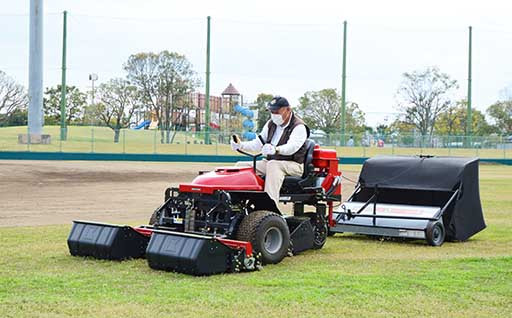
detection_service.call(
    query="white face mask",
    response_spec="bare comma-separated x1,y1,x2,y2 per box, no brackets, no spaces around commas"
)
271,113,284,126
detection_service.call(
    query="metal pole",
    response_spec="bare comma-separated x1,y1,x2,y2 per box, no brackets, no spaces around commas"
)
153,129,157,154
89,73,98,126
60,10,67,141
341,20,347,146
91,127,94,153
205,16,211,144
466,26,473,146
91,79,94,127
28,0,44,136
92,80,95,107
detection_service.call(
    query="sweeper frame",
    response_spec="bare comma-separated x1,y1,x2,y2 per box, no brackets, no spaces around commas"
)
330,155,486,246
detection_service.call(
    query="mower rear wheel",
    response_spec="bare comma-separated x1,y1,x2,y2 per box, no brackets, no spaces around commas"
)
235,210,290,265
426,221,445,246
304,212,328,249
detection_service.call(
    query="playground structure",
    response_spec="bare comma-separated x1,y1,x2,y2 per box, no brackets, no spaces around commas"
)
148,111,158,129
138,83,256,139
131,111,159,130
233,104,256,140
132,120,150,130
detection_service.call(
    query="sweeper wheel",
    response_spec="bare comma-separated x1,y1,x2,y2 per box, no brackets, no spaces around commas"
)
235,210,290,264
304,212,328,249
426,221,445,246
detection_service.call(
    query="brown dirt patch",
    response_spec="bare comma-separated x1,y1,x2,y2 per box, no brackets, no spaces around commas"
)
0,160,359,227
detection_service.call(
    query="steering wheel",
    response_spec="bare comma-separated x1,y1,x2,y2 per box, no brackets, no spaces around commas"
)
233,134,263,173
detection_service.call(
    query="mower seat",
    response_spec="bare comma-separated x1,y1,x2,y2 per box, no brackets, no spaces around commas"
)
280,139,316,194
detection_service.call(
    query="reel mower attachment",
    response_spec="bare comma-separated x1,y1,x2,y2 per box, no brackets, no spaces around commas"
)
146,229,259,276
68,220,259,275
67,220,150,260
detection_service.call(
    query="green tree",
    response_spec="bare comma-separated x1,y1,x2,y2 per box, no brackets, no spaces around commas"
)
0,108,27,127
255,93,273,130
124,51,200,144
396,67,458,137
376,124,390,136
0,70,27,121
96,79,140,143
388,119,416,134
43,85,87,125
435,100,494,136
487,101,512,135
297,88,365,134
345,102,366,134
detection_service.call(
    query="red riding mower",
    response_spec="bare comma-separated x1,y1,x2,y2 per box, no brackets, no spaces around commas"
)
68,138,342,275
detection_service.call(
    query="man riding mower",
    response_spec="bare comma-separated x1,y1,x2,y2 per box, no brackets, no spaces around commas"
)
67,96,342,275
67,96,485,275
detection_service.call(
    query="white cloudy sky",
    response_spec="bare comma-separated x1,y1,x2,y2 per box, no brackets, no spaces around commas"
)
1,0,512,126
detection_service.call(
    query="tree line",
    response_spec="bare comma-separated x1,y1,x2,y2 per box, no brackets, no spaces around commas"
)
281,67,511,138
1,59,511,142
0,51,200,144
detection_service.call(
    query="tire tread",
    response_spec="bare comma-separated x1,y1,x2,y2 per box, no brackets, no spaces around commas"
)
235,210,289,264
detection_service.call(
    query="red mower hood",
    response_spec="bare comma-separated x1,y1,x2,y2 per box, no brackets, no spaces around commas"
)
179,166,264,194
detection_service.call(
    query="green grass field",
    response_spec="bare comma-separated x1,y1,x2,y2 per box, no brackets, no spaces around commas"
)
1,125,510,158
0,164,511,317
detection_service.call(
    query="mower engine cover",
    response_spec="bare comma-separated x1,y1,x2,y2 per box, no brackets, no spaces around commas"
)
179,166,264,194
356,156,486,241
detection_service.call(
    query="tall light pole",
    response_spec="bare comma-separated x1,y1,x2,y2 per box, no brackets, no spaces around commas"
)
466,26,473,145
60,10,67,141
205,16,211,144
341,20,347,146
88,73,98,125
28,0,44,137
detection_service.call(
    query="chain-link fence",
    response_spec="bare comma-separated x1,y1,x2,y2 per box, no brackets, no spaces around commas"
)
1,125,510,158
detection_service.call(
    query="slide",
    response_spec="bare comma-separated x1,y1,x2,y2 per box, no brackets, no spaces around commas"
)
132,120,151,130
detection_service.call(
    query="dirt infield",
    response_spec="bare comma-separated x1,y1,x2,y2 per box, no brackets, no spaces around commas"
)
0,160,358,227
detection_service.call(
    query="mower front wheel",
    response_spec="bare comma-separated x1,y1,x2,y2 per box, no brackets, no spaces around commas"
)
304,212,328,249
235,211,290,265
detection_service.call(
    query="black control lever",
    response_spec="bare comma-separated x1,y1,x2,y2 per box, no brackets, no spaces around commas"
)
257,134,265,145
232,134,262,173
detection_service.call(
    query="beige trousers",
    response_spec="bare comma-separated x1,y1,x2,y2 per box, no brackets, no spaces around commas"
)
235,159,303,205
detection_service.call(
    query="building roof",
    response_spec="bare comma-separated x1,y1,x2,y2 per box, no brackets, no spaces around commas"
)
222,83,240,96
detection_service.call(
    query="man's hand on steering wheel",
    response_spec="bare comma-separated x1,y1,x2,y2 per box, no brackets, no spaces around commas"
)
231,134,241,151
262,143,276,156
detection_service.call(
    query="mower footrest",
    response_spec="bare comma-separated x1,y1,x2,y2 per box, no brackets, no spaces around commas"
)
67,220,150,260
286,217,314,254
146,231,236,275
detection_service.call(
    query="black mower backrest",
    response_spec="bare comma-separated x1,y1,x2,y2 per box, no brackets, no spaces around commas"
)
302,139,316,178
